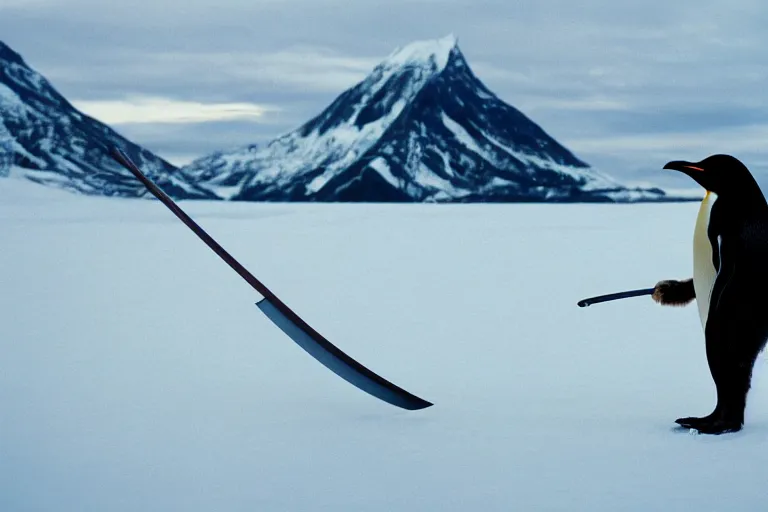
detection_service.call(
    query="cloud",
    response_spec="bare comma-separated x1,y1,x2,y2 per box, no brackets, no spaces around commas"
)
517,97,632,113
128,47,378,94
71,96,278,124
0,0,52,8
240,48,377,92
567,123,768,161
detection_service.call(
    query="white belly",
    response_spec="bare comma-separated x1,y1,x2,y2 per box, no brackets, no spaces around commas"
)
693,192,718,329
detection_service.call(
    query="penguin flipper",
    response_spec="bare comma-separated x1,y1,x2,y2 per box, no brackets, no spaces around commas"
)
652,278,695,306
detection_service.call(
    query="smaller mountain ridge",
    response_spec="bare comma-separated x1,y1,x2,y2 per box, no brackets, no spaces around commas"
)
182,35,679,203
0,41,213,199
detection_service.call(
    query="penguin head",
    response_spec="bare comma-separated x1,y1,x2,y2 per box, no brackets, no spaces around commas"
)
663,154,760,197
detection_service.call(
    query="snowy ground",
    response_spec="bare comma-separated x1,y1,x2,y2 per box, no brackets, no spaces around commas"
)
2,178,768,511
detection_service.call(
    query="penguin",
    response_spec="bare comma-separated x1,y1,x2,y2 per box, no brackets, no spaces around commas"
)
652,154,768,434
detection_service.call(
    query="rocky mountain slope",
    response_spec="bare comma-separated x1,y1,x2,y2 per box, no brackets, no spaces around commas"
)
0,41,213,199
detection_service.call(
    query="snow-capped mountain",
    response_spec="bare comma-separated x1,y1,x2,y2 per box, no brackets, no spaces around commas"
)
182,35,671,202
0,41,214,199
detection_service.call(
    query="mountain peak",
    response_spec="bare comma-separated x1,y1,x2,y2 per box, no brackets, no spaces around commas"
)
0,41,26,66
380,34,458,72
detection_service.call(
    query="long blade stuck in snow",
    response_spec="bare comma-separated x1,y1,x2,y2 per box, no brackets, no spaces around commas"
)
577,288,654,307
109,147,433,411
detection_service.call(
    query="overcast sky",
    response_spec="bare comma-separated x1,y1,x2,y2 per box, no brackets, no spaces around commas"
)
1,0,766,189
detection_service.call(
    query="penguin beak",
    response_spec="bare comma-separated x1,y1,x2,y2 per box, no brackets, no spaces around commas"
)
663,160,710,190
663,160,705,173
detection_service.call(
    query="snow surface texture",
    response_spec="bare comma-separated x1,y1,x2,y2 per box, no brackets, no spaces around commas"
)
182,36,683,203
0,41,212,199
2,179,765,511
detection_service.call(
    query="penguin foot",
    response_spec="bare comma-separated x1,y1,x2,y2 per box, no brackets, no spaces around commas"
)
675,415,743,435
675,415,712,430
652,279,695,306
